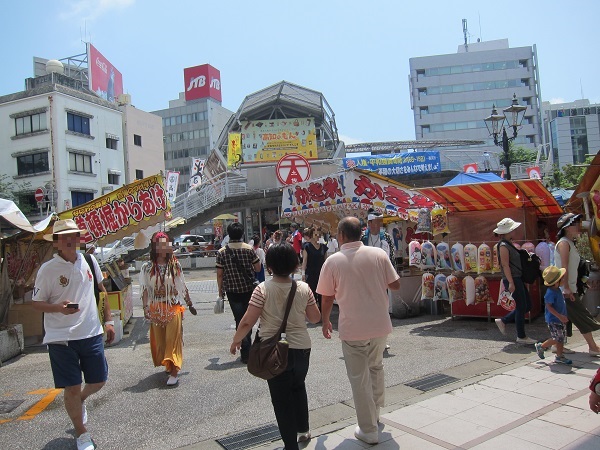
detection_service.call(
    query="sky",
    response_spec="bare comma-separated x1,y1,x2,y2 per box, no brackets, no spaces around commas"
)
2,0,599,145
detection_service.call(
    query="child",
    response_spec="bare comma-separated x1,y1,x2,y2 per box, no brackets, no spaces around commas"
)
535,266,572,364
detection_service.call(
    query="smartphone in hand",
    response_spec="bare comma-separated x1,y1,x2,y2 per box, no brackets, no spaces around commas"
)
66,303,79,309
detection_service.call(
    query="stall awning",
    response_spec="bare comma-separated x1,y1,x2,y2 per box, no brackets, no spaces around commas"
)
417,179,563,217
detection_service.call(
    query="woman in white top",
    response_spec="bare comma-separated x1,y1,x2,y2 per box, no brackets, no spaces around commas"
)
252,234,266,282
230,242,321,450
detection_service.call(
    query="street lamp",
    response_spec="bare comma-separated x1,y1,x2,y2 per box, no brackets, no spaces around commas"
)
484,93,527,180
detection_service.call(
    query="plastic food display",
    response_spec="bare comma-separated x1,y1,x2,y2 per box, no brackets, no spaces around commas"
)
477,243,492,274
451,242,465,272
474,275,491,303
436,241,452,270
420,240,436,269
409,240,422,267
463,275,475,305
463,243,478,273
421,272,434,300
446,274,464,303
433,274,449,301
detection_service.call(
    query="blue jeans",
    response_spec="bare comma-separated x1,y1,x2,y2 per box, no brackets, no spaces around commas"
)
501,277,531,339
227,291,253,360
267,348,311,450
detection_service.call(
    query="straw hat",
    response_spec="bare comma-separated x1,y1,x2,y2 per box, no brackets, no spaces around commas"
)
493,218,521,235
556,213,582,238
43,219,87,241
542,265,566,287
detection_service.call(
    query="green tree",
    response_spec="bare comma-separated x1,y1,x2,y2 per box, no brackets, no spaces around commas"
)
499,144,538,167
0,174,33,213
545,155,594,189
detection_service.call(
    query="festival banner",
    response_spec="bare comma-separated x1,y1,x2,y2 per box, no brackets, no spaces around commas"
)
343,151,441,177
463,163,478,173
526,166,541,179
165,171,180,202
228,132,242,168
240,117,318,164
282,170,438,221
189,158,205,189
58,174,170,246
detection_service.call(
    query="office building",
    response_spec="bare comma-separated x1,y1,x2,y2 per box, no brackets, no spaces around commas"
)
542,99,600,169
409,39,543,172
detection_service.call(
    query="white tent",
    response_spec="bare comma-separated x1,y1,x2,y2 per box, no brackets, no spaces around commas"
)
0,199,53,234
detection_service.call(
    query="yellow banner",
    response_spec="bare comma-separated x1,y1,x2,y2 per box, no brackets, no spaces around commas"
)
58,174,170,246
228,132,242,168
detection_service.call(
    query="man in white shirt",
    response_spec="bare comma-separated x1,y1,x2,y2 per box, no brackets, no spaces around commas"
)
33,219,114,450
326,233,339,255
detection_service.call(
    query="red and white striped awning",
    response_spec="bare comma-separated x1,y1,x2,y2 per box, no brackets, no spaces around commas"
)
417,179,563,217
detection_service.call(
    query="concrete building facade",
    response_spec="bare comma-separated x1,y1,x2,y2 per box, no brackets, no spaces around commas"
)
409,39,543,172
542,99,600,169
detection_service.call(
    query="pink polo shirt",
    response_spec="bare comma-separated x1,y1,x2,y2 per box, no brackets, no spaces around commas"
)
317,241,399,341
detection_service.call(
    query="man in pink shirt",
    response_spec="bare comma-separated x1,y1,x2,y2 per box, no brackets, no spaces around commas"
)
317,216,400,445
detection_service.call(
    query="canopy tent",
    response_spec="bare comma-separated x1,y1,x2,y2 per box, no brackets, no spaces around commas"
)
417,179,563,217
565,151,600,213
444,172,503,186
281,169,439,229
0,199,53,235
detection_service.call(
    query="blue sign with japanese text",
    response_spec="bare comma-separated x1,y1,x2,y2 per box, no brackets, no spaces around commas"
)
342,151,441,176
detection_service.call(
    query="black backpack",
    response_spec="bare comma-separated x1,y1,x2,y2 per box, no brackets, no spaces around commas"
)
499,240,542,284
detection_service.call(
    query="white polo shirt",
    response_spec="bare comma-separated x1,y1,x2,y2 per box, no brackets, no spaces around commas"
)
33,253,104,344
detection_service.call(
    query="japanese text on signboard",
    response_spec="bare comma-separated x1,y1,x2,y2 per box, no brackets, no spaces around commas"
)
343,151,441,176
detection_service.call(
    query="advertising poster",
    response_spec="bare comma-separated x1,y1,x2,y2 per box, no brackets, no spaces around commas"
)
228,132,242,168
189,158,206,189
343,151,441,177
165,171,180,203
240,117,317,164
59,174,169,246
183,64,222,102
87,43,123,103
463,163,478,173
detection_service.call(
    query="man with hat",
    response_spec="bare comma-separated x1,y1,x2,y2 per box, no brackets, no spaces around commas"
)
32,219,114,450
554,212,600,356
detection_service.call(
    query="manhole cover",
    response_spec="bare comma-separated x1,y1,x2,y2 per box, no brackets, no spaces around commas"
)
0,400,24,414
405,373,459,392
216,424,280,450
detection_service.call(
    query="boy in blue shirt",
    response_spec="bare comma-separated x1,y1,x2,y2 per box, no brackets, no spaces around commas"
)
535,266,572,364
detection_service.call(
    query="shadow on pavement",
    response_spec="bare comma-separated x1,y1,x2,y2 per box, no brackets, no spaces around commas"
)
205,357,245,371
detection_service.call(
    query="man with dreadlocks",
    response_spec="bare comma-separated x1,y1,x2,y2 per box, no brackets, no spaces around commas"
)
140,231,195,386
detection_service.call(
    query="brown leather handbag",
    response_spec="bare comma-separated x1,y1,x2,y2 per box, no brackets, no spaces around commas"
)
247,281,297,380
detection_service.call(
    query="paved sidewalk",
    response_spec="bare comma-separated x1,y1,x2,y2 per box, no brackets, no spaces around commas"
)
184,339,600,450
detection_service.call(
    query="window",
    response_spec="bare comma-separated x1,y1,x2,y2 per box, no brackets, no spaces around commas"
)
108,173,120,185
16,152,49,175
134,134,142,146
67,112,91,135
135,169,144,180
69,152,92,173
71,191,93,207
15,112,46,136
106,138,118,149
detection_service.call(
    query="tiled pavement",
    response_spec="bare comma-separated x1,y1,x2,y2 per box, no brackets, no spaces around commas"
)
269,345,600,450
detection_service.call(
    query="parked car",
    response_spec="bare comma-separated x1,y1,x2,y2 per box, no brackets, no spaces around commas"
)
94,237,135,262
173,235,212,256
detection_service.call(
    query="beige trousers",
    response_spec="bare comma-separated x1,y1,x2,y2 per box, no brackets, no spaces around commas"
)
341,335,387,433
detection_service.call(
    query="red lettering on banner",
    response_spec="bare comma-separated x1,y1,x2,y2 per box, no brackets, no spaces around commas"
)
294,186,311,205
150,184,167,210
125,194,144,222
138,190,157,216
307,183,327,202
112,201,130,228
322,177,343,199
353,175,384,201
383,186,411,209
100,204,120,232
86,210,107,238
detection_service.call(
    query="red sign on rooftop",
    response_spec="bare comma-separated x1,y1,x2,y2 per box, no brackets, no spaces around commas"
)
183,64,221,102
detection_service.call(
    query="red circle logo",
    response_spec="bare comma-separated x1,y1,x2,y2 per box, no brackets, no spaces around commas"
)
276,153,311,186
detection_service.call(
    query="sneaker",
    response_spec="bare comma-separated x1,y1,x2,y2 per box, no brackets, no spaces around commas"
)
297,431,311,443
81,402,87,425
555,355,572,365
495,318,506,335
551,345,575,354
76,432,94,450
354,426,378,445
516,337,536,345
166,375,179,386
535,343,546,359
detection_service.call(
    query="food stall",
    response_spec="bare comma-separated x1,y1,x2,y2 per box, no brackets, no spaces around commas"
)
3,174,170,344
416,178,564,320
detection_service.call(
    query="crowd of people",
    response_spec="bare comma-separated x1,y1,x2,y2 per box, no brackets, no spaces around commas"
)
30,212,600,450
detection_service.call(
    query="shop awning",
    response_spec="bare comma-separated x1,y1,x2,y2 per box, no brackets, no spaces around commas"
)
565,152,600,212
417,179,563,217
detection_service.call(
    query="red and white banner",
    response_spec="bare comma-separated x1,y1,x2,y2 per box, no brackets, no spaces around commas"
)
87,43,123,103
463,163,478,174
526,166,541,179
183,64,221,102
166,171,180,203
276,153,311,186
189,159,205,189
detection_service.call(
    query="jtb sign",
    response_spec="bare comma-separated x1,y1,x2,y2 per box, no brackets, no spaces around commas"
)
184,64,222,102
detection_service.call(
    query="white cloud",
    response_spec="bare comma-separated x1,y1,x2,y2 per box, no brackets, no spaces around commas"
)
338,134,364,145
549,97,566,104
59,0,135,22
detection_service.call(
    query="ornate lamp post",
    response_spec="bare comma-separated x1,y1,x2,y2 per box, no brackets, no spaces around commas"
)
484,94,527,180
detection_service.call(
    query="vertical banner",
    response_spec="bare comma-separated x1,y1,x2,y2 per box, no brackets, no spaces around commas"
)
189,158,205,189
228,132,242,168
166,171,180,202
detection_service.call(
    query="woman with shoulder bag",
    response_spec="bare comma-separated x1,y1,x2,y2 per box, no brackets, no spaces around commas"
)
554,213,600,355
230,242,321,449
493,218,537,345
